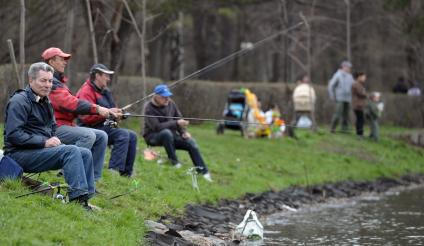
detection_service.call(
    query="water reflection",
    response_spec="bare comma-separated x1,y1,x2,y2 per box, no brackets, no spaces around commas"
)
263,186,424,245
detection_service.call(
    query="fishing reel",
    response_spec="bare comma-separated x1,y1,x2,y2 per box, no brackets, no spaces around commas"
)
104,117,119,128
51,181,67,203
103,109,131,128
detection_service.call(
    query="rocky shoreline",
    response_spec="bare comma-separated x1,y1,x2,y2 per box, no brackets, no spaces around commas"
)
145,173,424,245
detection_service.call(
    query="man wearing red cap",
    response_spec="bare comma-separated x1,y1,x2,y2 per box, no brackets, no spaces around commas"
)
41,47,118,181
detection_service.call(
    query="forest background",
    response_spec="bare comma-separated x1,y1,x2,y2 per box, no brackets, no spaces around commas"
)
0,0,423,126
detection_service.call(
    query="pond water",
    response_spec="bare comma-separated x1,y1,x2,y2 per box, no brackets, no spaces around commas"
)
262,186,424,245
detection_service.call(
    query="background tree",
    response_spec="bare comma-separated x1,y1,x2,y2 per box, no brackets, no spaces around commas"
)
0,0,422,91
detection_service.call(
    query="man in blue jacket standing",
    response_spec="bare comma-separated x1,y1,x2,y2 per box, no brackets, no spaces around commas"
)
3,62,96,210
328,61,355,133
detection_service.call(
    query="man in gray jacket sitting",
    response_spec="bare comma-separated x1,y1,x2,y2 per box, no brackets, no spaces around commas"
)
142,84,212,182
328,61,354,133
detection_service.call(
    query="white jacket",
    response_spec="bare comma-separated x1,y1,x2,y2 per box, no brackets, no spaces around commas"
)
293,83,316,111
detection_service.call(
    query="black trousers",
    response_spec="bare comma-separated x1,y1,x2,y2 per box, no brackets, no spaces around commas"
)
354,109,364,136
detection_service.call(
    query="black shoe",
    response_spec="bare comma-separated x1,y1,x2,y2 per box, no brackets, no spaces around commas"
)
56,169,64,177
70,194,92,211
82,201,93,212
119,170,132,177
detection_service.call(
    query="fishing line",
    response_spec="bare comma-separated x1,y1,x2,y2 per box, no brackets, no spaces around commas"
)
120,113,273,125
110,112,305,130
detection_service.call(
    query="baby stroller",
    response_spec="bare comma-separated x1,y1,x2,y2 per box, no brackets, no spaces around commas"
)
216,90,248,136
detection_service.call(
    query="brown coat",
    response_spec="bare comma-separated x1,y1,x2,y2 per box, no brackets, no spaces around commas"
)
352,81,367,110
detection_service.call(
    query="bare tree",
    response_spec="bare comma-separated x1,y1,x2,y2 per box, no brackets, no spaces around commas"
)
123,0,146,98
299,12,311,79
385,0,424,82
19,0,25,88
7,39,21,89
85,0,98,64
141,0,147,98
177,11,185,79
271,0,293,82
344,0,351,61
170,11,185,80
64,0,76,84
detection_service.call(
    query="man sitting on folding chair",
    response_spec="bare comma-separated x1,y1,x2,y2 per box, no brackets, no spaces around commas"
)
142,84,213,182
3,62,97,211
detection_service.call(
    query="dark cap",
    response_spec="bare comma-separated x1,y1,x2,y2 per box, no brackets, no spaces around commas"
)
90,64,114,75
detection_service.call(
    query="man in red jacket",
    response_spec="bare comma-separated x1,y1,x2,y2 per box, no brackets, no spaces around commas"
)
77,64,137,177
42,47,118,181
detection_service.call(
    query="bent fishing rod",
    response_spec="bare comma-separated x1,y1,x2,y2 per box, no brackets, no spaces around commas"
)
121,21,304,111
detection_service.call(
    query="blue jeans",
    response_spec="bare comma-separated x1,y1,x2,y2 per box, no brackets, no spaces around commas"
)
97,126,137,175
56,125,108,181
8,145,95,200
146,129,208,174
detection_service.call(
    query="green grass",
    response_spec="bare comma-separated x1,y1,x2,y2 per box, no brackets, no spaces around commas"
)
1,122,423,245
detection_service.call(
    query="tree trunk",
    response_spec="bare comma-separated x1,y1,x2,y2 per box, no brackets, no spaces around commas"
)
141,0,147,100
110,2,131,85
64,0,76,85
7,39,21,90
19,0,25,88
192,2,219,80
177,12,185,79
85,0,98,64
280,0,292,83
169,12,184,80
231,10,244,81
345,0,351,61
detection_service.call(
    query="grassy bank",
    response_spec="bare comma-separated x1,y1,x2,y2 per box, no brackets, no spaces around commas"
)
0,122,423,245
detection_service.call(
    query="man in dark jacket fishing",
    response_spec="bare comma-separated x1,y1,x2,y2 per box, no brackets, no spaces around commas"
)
3,62,96,210
143,84,212,182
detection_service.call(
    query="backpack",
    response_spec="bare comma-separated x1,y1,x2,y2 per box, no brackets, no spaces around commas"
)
0,151,23,181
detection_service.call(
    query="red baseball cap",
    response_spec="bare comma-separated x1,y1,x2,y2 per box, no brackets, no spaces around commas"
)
41,47,71,61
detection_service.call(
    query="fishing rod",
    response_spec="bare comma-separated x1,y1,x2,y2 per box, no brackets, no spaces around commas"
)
16,183,68,199
17,177,141,201
121,21,304,111
105,112,282,127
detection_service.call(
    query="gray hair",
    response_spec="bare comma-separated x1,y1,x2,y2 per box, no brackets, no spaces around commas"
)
340,60,352,68
28,62,54,80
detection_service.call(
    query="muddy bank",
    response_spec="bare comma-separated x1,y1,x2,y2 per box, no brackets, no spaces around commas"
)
145,173,424,245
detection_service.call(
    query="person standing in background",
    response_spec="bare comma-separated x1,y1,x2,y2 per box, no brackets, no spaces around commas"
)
328,61,355,133
352,72,368,137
